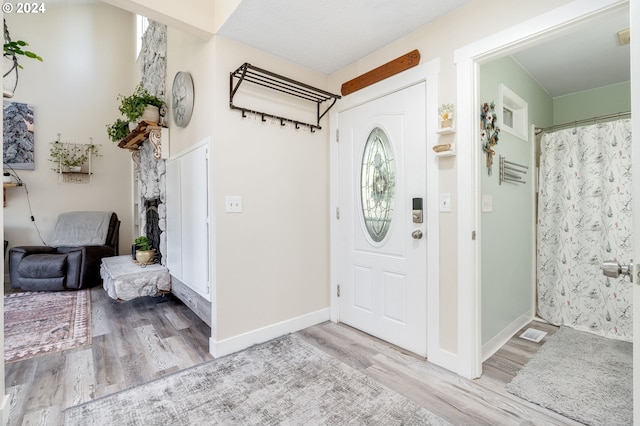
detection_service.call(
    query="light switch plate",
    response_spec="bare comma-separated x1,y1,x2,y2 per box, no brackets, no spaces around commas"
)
482,195,493,212
225,196,242,213
439,193,451,212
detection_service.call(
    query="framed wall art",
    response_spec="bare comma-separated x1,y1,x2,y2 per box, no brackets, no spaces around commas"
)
3,101,35,170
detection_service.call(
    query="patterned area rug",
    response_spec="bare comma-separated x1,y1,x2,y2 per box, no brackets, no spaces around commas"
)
507,326,632,425
65,334,450,425
4,290,92,363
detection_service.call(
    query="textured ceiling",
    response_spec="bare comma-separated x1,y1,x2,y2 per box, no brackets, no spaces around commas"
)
218,0,471,75
218,1,630,98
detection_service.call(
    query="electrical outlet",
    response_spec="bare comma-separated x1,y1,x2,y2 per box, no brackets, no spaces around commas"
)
225,196,242,213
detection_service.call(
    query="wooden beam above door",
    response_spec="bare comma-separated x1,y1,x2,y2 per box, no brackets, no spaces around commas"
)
340,49,421,96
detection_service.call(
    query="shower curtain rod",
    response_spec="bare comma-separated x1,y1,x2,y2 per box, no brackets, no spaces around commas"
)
534,110,631,135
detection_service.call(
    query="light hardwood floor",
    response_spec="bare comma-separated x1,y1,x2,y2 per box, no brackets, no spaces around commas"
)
5,287,580,425
5,287,213,425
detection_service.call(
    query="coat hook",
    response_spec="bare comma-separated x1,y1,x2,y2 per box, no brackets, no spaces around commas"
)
295,122,300,130
261,114,266,122
280,119,285,126
56,133,61,143
242,109,247,118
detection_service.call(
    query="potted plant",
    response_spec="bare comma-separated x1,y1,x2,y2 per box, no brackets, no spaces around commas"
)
106,118,129,143
118,83,164,125
49,142,100,173
134,235,156,264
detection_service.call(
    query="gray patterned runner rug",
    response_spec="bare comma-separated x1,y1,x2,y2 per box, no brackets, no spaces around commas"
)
65,334,449,425
507,326,632,425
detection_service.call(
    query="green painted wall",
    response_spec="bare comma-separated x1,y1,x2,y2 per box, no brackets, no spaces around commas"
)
553,81,631,124
480,59,629,350
480,56,553,347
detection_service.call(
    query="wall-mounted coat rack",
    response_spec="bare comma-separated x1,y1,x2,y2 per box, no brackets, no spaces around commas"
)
230,63,341,132
499,155,528,185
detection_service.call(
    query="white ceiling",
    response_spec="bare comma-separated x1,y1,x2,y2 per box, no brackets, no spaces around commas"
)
218,0,472,75
510,6,630,97
219,1,630,97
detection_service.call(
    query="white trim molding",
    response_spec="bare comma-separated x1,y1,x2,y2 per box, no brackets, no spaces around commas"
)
454,0,628,379
209,308,330,358
1,394,9,426
482,310,533,362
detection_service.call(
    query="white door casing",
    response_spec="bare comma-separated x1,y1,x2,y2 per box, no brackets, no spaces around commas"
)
454,0,630,379
338,82,427,355
630,0,638,422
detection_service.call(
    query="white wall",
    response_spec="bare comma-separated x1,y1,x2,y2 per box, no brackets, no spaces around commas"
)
3,4,137,262
166,27,331,348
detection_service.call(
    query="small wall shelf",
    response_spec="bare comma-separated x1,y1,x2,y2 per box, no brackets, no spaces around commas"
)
230,62,341,132
3,182,20,207
435,126,455,135
433,144,456,157
118,121,168,160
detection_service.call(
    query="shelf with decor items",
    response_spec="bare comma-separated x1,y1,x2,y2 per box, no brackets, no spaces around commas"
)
49,136,100,184
118,121,169,160
434,104,455,156
432,143,456,157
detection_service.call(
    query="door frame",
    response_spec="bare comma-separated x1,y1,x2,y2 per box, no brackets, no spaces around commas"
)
454,0,630,379
330,59,443,362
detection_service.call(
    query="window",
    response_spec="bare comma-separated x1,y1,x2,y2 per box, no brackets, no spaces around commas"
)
499,84,528,140
361,127,395,243
136,15,149,58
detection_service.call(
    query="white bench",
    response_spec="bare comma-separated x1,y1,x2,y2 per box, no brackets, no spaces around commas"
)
100,255,171,301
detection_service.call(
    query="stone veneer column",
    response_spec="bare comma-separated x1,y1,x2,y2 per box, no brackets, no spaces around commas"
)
137,20,168,264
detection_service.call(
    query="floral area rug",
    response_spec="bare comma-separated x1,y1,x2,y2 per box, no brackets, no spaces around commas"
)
4,290,91,363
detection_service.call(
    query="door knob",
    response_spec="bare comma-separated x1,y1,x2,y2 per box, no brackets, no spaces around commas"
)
411,230,423,240
602,259,634,282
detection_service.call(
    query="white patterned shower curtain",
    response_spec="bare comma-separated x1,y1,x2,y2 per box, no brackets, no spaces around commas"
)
537,118,632,341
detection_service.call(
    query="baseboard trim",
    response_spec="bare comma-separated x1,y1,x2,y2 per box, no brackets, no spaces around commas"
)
209,308,330,358
427,348,460,375
482,310,533,361
1,393,10,426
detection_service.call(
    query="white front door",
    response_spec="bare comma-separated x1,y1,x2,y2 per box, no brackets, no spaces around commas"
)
337,82,427,356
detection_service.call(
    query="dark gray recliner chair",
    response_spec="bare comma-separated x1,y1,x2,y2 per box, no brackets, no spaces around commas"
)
9,211,120,291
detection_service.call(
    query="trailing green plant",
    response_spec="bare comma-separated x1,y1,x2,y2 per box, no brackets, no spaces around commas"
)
4,18,43,69
134,236,152,251
106,118,129,143
117,84,164,122
4,40,43,68
49,142,100,171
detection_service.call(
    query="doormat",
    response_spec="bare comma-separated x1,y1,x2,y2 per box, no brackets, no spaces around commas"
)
4,290,92,363
507,326,632,425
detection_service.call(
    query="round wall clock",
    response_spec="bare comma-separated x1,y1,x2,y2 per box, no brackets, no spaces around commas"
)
171,71,194,127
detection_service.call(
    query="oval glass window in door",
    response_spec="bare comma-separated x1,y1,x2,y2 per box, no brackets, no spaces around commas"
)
360,127,395,242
